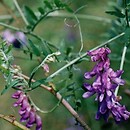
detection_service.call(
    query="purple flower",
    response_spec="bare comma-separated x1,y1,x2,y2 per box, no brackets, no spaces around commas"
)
12,89,42,130
43,64,49,73
83,47,130,122
2,30,27,48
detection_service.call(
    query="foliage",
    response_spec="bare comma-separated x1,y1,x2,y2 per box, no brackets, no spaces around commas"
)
0,0,130,130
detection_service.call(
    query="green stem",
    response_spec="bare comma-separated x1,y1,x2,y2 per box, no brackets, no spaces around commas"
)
0,15,12,20
28,94,61,114
114,45,127,96
17,73,91,130
29,32,59,50
0,22,22,31
115,0,129,96
124,0,129,27
28,52,60,87
0,13,111,23
31,8,61,31
13,0,29,25
74,15,84,55
47,32,125,80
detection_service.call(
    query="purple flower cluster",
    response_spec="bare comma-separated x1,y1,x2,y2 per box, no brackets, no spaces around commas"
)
83,47,130,122
2,30,27,48
12,90,42,130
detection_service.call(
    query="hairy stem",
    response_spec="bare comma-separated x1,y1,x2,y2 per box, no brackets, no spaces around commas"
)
114,45,127,96
17,73,91,130
0,114,30,130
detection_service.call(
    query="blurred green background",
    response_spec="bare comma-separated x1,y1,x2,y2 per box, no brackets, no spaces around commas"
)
0,0,130,130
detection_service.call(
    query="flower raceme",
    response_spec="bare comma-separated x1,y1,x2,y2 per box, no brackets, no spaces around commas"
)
12,90,42,130
83,47,130,122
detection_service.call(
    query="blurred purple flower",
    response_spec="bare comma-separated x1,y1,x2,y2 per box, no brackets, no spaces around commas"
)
64,21,78,44
43,64,49,73
2,30,27,48
83,47,130,122
12,89,42,130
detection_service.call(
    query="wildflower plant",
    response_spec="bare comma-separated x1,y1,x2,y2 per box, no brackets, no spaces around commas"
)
83,47,130,122
0,0,130,130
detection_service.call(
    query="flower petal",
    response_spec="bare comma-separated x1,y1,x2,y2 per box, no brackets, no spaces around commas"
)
82,91,95,98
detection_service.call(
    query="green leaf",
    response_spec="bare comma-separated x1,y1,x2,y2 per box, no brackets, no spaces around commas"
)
127,3,130,6
38,7,45,14
105,10,125,18
31,76,54,89
76,99,81,107
44,1,53,9
31,78,46,89
5,44,12,54
23,6,38,25
28,40,41,56
65,5,73,13
67,82,75,91
54,0,61,7
0,64,9,74
40,41,53,56
26,25,33,30
75,57,89,64
1,80,20,95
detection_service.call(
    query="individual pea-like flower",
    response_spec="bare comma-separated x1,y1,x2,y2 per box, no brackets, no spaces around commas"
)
2,30,27,48
12,89,42,130
83,47,130,122
43,64,49,73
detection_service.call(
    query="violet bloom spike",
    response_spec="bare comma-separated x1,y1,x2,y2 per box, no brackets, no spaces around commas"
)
12,89,43,130
83,47,130,122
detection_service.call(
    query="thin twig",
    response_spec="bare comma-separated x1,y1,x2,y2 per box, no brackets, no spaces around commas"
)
0,114,30,130
0,22,22,31
28,51,60,87
0,13,111,23
0,15,12,20
28,94,62,114
13,0,29,25
17,73,91,130
114,45,127,96
55,12,111,23
74,15,84,55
